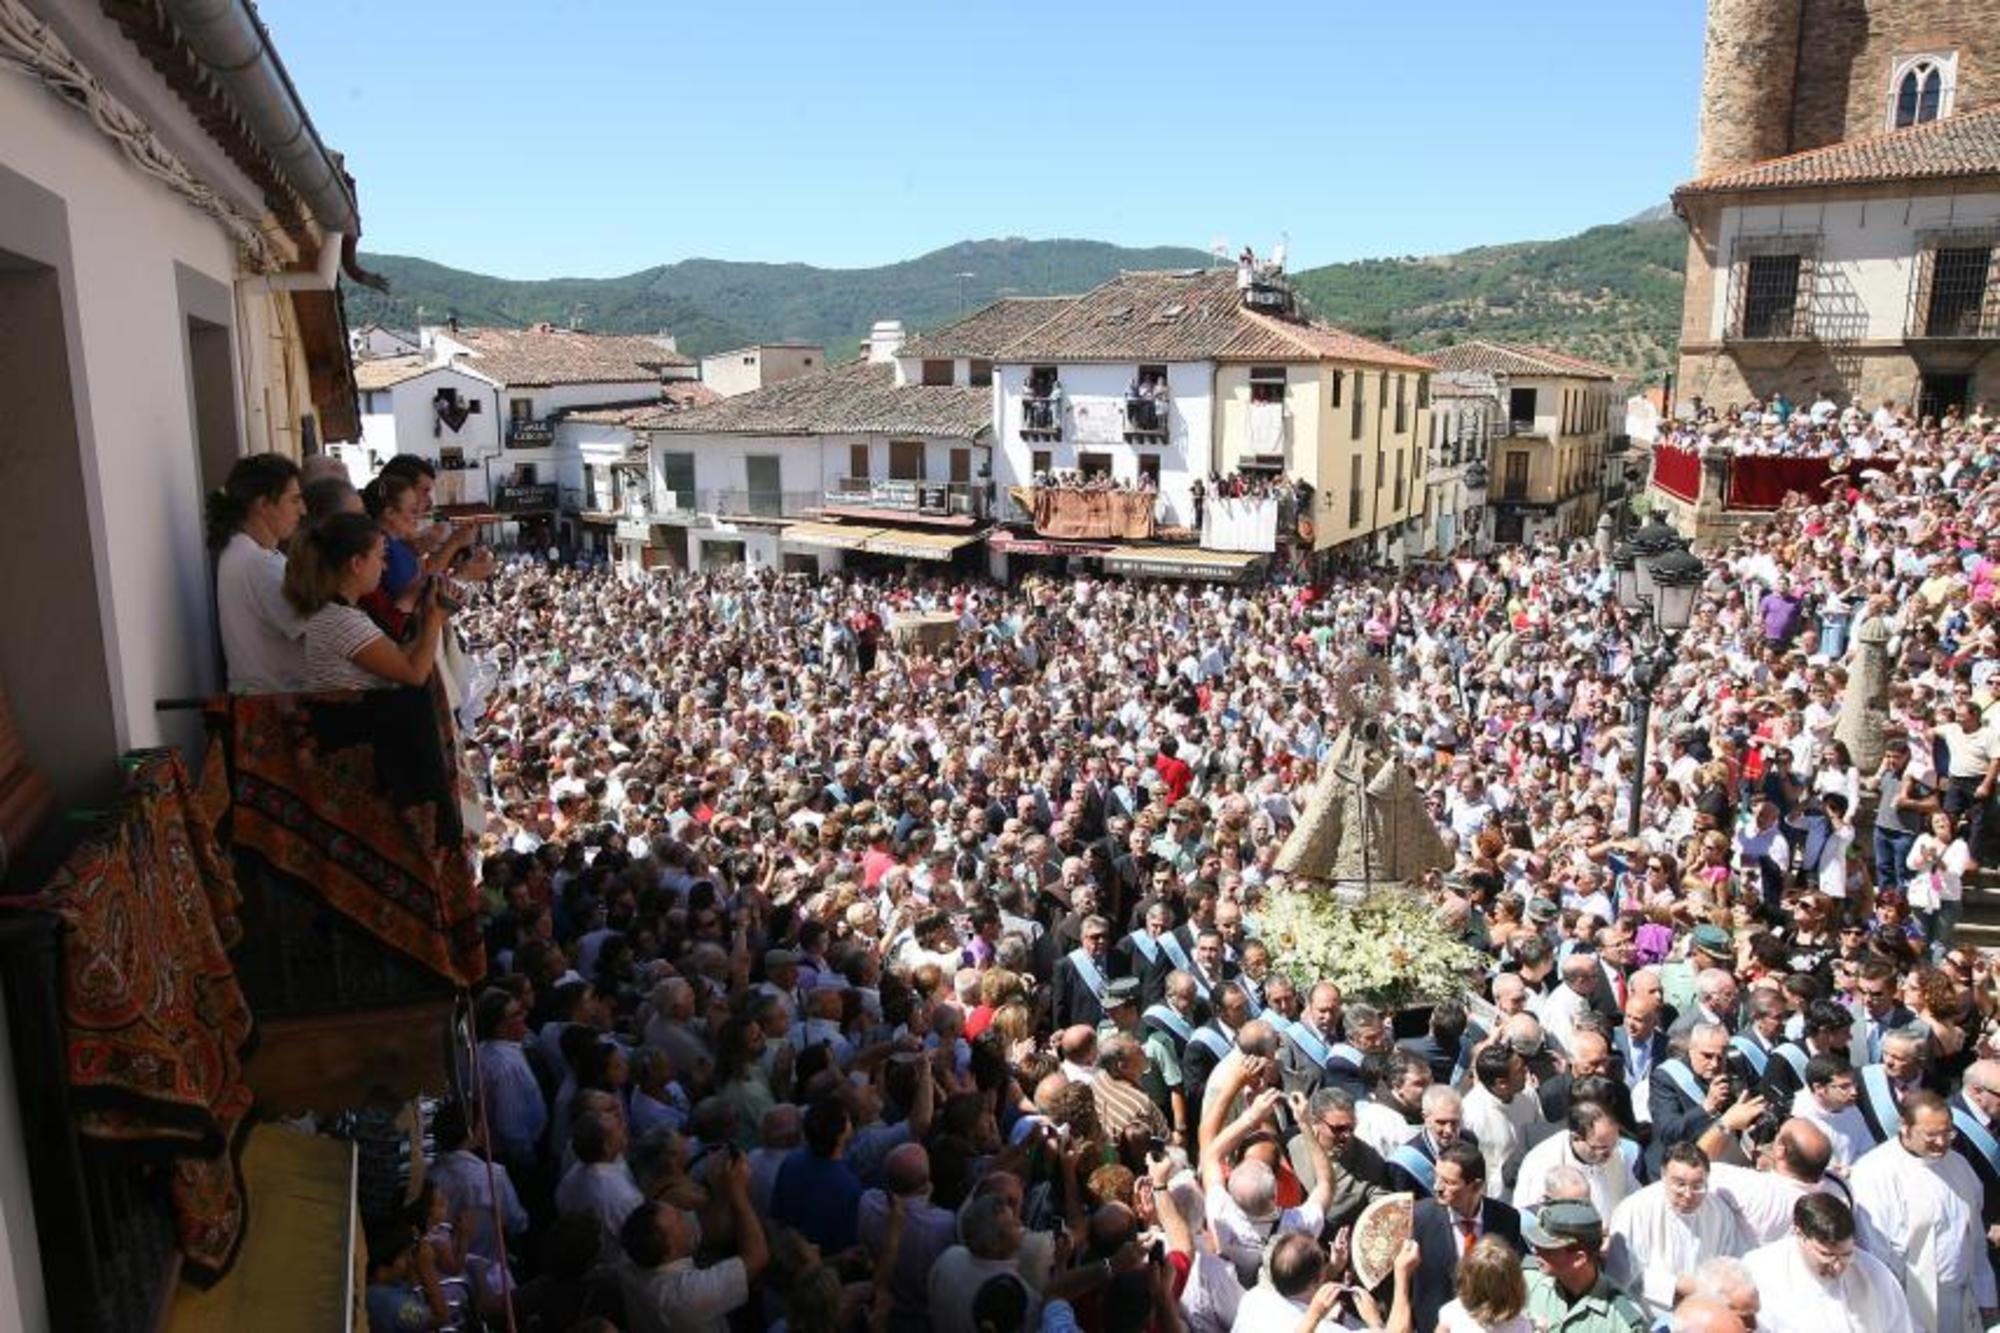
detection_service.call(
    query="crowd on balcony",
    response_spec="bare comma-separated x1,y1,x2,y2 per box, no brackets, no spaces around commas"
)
203,420,2000,1333
1030,469,1160,494
1672,391,1994,459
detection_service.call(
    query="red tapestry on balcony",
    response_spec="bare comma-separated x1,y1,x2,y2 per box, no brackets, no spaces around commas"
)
204,684,485,988
1723,455,1834,510
1030,488,1157,540
1650,446,1701,503
37,749,254,1284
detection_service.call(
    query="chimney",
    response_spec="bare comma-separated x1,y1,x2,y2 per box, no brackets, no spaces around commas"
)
866,319,906,364
654,331,678,354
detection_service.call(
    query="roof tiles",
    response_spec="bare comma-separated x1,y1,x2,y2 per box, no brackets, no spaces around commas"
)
443,326,693,386
646,361,990,439
1427,339,1617,380
1676,103,2000,196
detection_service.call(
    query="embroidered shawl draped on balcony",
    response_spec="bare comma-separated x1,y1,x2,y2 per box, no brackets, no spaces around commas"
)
1024,487,1158,540
205,685,485,988
36,749,254,1285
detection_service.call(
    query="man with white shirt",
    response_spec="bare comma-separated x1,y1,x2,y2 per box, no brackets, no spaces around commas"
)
1230,1232,1330,1333
1354,1048,1428,1157
1706,1118,1842,1247
555,1108,645,1256
1790,1055,1873,1168
1742,1193,1912,1333
1513,1099,1639,1223
1605,1142,1751,1320
1461,1045,1544,1202
1848,1090,1996,1332
1540,952,1600,1056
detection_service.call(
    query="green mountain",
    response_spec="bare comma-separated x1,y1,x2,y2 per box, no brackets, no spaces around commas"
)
343,238,1214,359
344,219,1689,379
1289,217,1687,382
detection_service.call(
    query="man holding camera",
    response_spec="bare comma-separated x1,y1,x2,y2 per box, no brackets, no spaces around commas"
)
1648,1023,1768,1178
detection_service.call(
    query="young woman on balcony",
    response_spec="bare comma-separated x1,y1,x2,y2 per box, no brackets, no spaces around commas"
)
283,511,449,690
205,452,307,692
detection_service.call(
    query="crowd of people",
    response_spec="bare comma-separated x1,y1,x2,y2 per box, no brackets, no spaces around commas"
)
203,399,2000,1333
1674,390,1994,458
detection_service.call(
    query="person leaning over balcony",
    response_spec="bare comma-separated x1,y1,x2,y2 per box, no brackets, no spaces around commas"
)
283,510,449,690
206,452,307,693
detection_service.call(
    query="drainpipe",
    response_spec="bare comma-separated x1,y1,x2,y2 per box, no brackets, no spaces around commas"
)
263,230,344,291
158,0,359,237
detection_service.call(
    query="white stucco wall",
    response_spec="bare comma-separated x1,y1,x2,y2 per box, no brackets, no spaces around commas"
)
1703,190,2000,341
354,367,503,504
992,361,1213,526
0,68,246,759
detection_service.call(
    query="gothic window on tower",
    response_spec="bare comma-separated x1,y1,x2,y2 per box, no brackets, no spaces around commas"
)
1889,54,1954,130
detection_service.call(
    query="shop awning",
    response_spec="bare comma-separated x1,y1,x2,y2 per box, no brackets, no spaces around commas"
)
862,529,986,561
781,522,882,552
1100,545,1267,582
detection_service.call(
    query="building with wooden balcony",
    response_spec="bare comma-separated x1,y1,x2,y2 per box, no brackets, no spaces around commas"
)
1429,342,1619,547
985,266,1435,575
1673,1,2000,420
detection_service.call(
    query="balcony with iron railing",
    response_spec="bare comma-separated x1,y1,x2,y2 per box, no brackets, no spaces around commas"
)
824,478,988,523
1124,395,1169,442
1021,395,1063,440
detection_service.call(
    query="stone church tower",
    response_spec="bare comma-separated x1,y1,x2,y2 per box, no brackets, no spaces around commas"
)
1693,0,1999,178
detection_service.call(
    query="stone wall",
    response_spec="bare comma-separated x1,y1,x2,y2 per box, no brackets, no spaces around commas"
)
1790,0,2000,152
1673,345,2000,413
1693,0,1801,177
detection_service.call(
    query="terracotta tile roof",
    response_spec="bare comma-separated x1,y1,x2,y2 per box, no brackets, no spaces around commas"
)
443,326,694,386
353,355,437,390
896,297,1080,360
645,361,990,438
1676,103,2000,196
1428,339,1616,380
559,383,725,427
996,268,1432,369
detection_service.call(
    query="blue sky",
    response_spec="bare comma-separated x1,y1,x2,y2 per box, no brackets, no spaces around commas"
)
265,0,1703,278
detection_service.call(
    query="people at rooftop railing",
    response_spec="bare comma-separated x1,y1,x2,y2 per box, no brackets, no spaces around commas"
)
1030,468,1156,492
338,403,2000,1333
207,452,307,693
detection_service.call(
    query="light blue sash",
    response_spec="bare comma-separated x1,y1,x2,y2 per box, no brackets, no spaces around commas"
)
1772,1043,1809,1084
1190,1026,1233,1060
1144,1004,1193,1043
1859,1064,1900,1143
1287,1022,1333,1068
1950,1105,2000,1175
1067,948,1108,999
1389,1142,1437,1193
1159,932,1193,973
1729,1035,1769,1081
1242,982,1264,1018
1329,1042,1365,1068
1128,930,1161,965
1618,1138,1640,1173
1658,1058,1706,1109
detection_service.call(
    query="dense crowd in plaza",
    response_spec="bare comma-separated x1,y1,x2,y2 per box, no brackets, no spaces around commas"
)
203,398,2000,1333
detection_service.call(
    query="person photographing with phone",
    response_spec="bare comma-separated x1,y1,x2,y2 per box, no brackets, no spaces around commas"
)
284,512,451,690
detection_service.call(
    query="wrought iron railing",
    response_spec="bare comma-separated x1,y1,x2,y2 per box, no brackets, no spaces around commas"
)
1021,395,1063,439
708,489,823,519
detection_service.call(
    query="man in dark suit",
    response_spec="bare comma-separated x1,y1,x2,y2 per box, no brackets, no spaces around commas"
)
1113,899,1184,1007
1852,1026,1945,1146
1051,915,1114,1030
1949,1060,2000,1294
1538,1024,1636,1137
1758,998,1855,1106
1398,999,1483,1088
1407,1140,1524,1333
1849,960,1917,1065
1646,1022,1765,1178
1610,1001,1671,1105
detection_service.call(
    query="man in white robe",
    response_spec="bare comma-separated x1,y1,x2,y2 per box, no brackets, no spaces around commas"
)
1604,1143,1751,1319
1788,1056,1872,1169
1459,1046,1544,1202
1743,1192,1912,1333
1704,1117,1842,1246
1848,1091,1996,1333
1513,1098,1637,1223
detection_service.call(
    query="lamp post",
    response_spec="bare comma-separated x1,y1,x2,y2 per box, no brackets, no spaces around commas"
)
1616,529,1705,839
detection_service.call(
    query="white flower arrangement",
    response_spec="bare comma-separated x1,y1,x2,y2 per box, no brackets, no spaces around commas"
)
1259,884,1487,1010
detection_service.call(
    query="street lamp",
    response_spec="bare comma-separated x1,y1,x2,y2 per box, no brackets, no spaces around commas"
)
1628,517,1683,603
1611,542,1641,613
1620,532,1707,838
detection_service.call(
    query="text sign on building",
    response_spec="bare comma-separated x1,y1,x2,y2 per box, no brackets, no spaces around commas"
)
616,519,653,543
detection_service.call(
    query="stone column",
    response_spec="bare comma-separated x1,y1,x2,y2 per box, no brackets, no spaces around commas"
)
1833,611,1892,772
